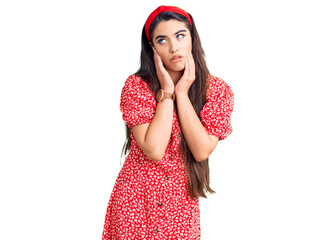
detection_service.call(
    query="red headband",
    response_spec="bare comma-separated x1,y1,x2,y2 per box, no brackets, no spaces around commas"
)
144,5,192,42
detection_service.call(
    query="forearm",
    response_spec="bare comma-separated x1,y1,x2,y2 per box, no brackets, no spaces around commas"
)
175,91,212,162
145,96,174,161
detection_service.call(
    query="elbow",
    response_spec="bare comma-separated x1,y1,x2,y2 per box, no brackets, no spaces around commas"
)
193,134,218,162
194,147,215,162
146,150,164,162
194,153,210,162
195,138,217,162
140,142,166,162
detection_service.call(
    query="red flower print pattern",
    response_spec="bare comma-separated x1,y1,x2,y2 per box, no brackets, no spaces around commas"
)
102,74,234,239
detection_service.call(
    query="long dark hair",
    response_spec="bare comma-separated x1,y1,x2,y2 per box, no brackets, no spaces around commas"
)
121,11,215,199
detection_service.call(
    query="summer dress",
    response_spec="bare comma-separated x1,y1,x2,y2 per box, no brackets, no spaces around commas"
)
102,74,234,239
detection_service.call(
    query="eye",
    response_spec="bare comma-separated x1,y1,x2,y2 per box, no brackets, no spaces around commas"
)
157,39,166,45
177,34,185,39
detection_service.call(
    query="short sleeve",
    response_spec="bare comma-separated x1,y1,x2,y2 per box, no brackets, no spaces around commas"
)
120,75,157,130
200,76,234,141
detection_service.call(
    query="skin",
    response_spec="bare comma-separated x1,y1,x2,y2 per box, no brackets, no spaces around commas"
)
132,19,219,162
151,19,193,92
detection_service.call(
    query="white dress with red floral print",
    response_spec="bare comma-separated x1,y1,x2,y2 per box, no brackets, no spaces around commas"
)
102,74,234,239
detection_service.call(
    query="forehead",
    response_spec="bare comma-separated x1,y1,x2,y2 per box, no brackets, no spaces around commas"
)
153,19,189,36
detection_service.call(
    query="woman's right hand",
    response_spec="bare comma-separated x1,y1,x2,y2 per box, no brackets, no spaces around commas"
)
152,46,175,93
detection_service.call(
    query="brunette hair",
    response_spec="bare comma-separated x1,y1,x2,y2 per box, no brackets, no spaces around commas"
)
121,11,215,199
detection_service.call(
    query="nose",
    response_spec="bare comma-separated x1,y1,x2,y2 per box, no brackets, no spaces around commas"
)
169,39,179,53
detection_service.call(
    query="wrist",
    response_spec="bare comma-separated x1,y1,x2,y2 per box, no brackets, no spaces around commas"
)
156,88,176,102
162,87,175,93
174,89,188,96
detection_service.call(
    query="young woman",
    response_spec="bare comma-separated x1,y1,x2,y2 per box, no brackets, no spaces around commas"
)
102,5,234,239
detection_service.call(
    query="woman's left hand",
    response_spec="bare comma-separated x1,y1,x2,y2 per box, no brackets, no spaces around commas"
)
175,51,196,95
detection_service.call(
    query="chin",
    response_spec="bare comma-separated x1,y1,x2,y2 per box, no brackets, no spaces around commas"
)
169,63,185,72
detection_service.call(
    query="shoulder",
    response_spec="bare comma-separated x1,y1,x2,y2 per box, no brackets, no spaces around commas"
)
121,74,156,102
124,74,150,89
206,75,233,99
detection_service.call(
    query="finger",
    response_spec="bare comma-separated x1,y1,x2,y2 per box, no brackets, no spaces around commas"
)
152,46,158,61
189,52,194,66
181,55,189,80
185,52,190,75
152,47,170,81
189,52,195,78
186,52,194,78
152,47,163,69
152,45,157,55
152,46,160,61
155,50,164,69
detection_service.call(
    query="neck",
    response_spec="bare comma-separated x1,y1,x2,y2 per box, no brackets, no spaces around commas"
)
167,70,184,86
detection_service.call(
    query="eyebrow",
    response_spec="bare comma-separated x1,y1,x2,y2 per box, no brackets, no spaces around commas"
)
155,30,187,41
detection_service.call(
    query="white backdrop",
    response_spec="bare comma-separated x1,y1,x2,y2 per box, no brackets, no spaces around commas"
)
1,0,335,239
